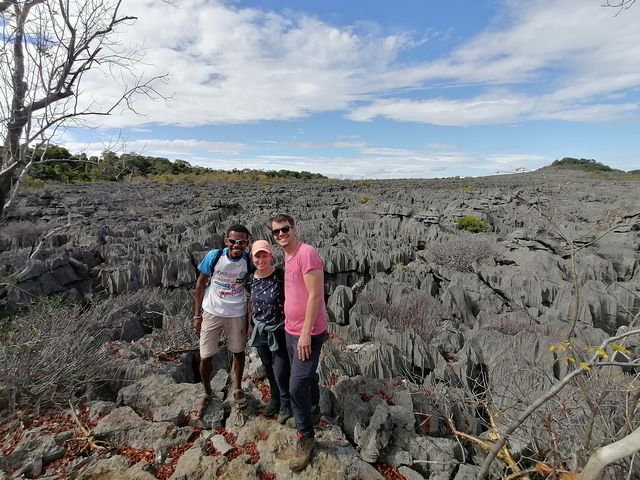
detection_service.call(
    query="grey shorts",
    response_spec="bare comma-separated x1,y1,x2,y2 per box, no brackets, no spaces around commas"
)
200,311,247,358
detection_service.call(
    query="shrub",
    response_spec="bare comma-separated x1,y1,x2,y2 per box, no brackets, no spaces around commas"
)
0,220,48,248
354,290,444,341
457,215,488,233
426,232,497,272
483,312,550,336
359,195,369,204
0,296,105,412
22,176,47,190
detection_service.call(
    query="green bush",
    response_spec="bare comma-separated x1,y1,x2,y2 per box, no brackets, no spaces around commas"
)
551,157,620,173
457,215,488,233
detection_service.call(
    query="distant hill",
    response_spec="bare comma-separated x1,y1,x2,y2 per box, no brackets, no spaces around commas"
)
549,157,621,173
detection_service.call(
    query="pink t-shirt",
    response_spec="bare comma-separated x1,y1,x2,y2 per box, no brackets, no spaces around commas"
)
284,242,328,336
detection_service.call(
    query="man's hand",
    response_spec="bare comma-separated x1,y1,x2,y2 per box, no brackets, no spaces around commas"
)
193,317,202,337
297,332,312,361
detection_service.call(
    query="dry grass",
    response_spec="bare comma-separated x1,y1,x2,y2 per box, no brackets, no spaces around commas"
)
0,296,105,413
354,290,445,341
426,232,498,272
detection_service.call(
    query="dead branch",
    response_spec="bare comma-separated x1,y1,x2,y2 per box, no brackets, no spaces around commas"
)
578,425,640,480
67,399,110,455
447,417,530,479
478,328,640,479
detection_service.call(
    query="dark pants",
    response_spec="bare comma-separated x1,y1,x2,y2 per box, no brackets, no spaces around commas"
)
286,331,325,438
255,327,291,408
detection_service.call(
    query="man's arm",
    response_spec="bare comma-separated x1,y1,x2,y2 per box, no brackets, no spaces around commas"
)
193,272,209,336
297,268,324,361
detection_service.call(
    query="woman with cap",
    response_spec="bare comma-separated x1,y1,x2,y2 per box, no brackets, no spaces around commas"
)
247,239,292,424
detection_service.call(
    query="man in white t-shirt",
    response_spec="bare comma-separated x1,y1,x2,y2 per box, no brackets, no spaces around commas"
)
193,224,252,415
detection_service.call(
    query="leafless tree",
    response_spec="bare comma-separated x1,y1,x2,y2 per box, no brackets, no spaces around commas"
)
603,0,637,15
0,0,164,217
471,199,640,479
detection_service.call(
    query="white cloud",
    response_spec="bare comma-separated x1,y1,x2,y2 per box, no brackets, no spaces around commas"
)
223,147,551,179
61,138,247,159
348,94,535,126
347,0,640,126
77,0,414,127
65,0,640,131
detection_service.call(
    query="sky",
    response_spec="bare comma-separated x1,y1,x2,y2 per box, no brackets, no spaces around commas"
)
61,0,640,179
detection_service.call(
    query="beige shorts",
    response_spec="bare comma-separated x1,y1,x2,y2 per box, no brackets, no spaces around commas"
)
200,311,247,358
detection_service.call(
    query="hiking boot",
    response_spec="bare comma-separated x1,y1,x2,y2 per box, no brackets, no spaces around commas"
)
289,436,315,471
286,408,321,429
262,399,280,417
277,405,293,424
311,406,321,426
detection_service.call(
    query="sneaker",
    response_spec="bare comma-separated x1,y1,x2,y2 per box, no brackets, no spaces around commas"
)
277,405,293,424
262,399,280,417
286,408,321,429
289,436,315,471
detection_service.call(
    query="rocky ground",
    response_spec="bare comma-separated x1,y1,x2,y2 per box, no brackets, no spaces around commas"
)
0,168,639,479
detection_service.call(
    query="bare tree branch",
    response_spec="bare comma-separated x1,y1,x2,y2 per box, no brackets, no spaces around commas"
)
1,0,166,217
478,328,640,479
578,425,640,480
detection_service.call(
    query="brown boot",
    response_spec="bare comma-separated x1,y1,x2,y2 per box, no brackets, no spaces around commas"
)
289,436,315,471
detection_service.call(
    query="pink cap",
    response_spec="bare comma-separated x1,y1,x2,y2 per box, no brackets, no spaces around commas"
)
251,239,273,256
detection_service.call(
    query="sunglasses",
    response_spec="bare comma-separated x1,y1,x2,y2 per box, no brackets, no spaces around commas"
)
271,225,291,236
227,239,248,246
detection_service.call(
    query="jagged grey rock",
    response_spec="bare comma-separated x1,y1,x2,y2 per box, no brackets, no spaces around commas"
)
93,406,194,450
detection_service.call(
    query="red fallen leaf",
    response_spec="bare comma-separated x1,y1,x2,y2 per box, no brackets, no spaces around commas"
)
361,393,373,402
243,375,272,402
258,471,277,480
117,445,155,465
418,414,431,432
215,428,238,446
226,442,260,464
152,463,175,480
169,443,192,460
326,331,337,340
253,379,271,402
324,372,340,389
377,389,395,406
256,431,269,441
375,464,407,480
0,423,24,456
206,443,221,457
441,351,457,363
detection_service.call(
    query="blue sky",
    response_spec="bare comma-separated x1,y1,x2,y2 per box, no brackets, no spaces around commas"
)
63,0,640,178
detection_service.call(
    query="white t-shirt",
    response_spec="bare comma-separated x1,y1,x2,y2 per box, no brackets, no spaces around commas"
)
198,249,249,317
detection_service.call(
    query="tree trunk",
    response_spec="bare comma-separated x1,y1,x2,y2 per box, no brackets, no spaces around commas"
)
578,426,640,480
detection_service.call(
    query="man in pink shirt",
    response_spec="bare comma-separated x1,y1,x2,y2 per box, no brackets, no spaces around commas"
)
269,213,327,472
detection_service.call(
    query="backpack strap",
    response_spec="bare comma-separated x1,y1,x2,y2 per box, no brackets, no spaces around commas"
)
211,248,224,272
244,251,256,275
